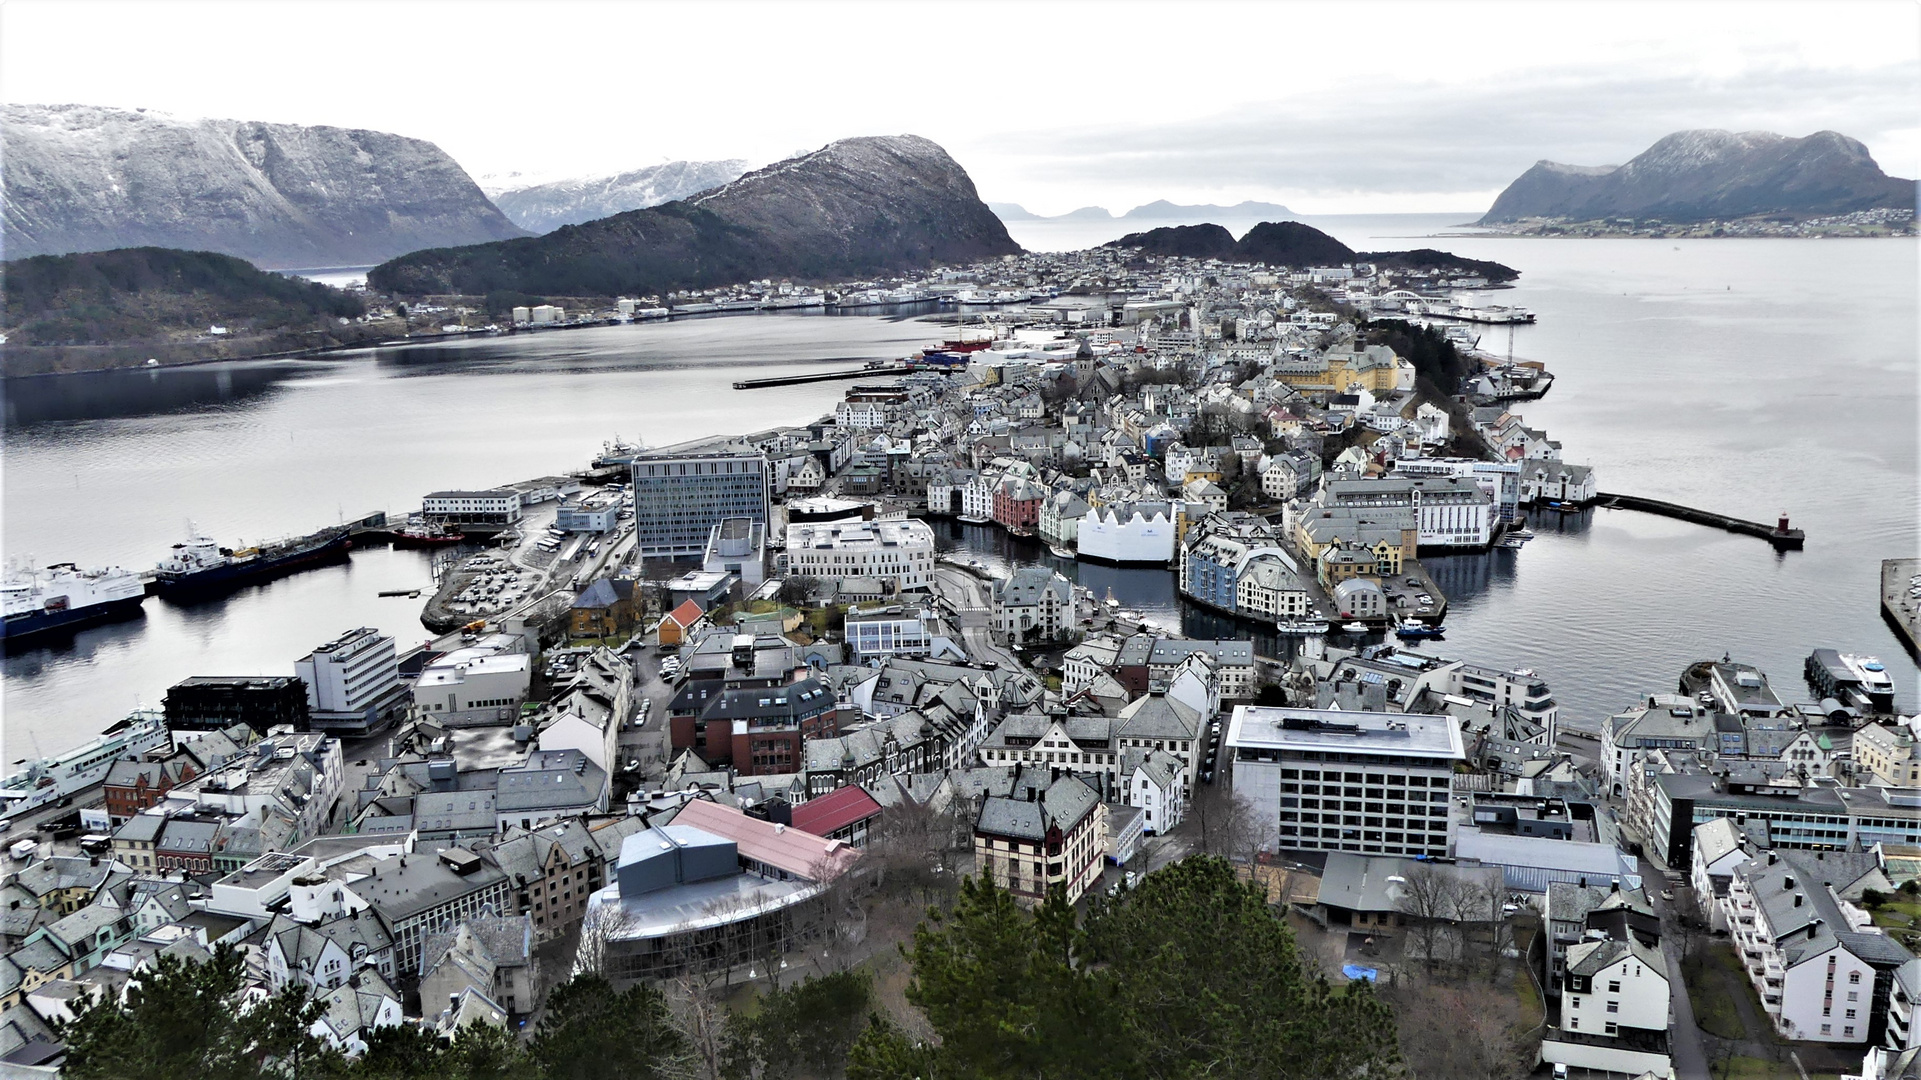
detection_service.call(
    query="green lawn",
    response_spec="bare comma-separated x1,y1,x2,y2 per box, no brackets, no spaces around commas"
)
1686,946,1749,1041
1512,963,1543,1029
1716,1055,1780,1080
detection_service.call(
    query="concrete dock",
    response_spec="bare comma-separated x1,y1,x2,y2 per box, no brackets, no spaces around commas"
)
1882,558,1920,659
1592,492,1805,550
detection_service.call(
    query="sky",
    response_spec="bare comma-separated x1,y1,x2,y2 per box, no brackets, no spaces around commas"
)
4,0,1917,215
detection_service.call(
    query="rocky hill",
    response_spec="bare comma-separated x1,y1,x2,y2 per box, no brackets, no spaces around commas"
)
1232,221,1356,266
2,103,527,268
489,159,748,233
369,135,1021,298
1106,220,1517,282
1480,129,1916,223
1105,223,1238,258
1,247,387,376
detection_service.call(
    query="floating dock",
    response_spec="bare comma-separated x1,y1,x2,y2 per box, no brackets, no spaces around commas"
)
1591,492,1805,550
1882,558,1920,659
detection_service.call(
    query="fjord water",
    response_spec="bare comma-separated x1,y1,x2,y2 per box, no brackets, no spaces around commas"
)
3,222,1916,761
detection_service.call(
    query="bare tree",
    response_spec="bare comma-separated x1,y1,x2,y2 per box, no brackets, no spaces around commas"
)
1395,864,1465,975
1386,980,1532,1080
572,900,637,980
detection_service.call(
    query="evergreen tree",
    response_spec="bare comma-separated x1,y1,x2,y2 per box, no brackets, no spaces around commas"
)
528,973,687,1080
57,944,337,1080
721,969,873,1079
864,859,1403,1080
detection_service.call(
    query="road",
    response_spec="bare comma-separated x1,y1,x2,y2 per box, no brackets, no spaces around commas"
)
1644,857,1710,1080
930,564,1027,673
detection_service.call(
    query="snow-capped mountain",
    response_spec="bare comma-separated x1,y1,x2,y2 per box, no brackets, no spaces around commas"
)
487,160,750,233
2,104,526,268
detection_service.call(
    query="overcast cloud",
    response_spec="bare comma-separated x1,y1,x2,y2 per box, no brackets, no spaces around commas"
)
3,0,1915,215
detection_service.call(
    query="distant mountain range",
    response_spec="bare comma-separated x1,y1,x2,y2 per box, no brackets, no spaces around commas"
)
1105,220,1518,282
370,135,1021,298
990,199,1298,223
488,159,749,233
2,104,526,268
1481,129,1917,224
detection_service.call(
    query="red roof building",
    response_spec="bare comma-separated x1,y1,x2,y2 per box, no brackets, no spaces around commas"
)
658,600,705,647
791,785,883,848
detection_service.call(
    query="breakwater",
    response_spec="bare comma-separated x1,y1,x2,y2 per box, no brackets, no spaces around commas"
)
1592,492,1805,550
733,365,891,390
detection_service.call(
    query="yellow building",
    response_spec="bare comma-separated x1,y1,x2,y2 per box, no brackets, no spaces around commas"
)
1854,722,1918,788
1272,344,1405,394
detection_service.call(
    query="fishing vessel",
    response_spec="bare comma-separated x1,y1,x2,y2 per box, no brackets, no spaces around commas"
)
154,525,351,598
390,521,464,549
1342,621,1371,635
1395,618,1446,639
0,710,171,818
2,563,147,644
1275,617,1330,635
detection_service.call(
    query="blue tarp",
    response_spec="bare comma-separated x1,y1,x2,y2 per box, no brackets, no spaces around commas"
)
1342,964,1378,982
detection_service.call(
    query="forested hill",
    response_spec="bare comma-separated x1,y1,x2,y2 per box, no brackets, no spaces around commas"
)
1,247,380,376
369,135,1021,298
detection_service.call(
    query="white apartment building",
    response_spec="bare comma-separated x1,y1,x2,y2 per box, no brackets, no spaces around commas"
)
295,628,404,735
784,518,936,591
1061,636,1123,694
1560,935,1670,1038
1225,707,1465,858
1124,748,1186,834
1724,850,1882,1043
1318,476,1493,548
421,489,522,527
991,567,1075,641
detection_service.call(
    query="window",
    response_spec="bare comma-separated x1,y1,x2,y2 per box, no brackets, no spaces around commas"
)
1820,1025,1831,1035
1607,980,1620,993
1849,971,1862,984
1604,1022,1617,1036
1605,1001,1619,1014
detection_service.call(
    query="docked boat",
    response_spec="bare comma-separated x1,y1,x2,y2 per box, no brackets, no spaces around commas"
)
1342,621,1371,635
391,522,464,549
1395,618,1446,639
2,563,147,645
1047,544,1076,560
0,709,170,818
1104,589,1120,610
1276,617,1330,635
154,526,351,598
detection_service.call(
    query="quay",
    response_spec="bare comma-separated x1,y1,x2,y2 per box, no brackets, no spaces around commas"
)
733,365,893,390
1883,558,1920,659
1591,492,1805,550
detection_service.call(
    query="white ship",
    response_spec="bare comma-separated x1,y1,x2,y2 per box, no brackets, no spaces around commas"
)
0,710,171,818
2,562,147,645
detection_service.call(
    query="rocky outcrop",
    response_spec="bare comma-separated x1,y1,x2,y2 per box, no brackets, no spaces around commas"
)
1481,129,1916,223
2,103,526,268
489,159,748,233
1105,220,1517,282
369,135,1021,297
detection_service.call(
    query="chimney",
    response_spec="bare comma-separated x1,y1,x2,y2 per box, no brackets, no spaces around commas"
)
1768,852,1778,866
1794,894,1802,908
